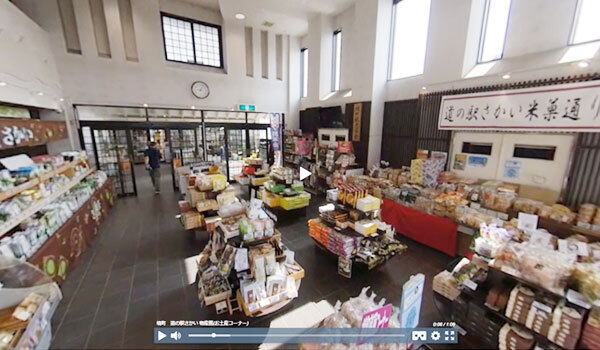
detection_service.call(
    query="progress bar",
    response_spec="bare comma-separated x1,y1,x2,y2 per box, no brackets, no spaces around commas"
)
154,327,458,344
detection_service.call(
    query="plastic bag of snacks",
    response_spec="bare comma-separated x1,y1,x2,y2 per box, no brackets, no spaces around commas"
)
578,203,597,224
195,174,212,191
513,198,544,215
572,262,600,306
549,204,577,224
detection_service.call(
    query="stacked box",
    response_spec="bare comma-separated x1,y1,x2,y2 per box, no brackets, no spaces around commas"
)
505,285,535,325
580,309,600,350
548,301,583,350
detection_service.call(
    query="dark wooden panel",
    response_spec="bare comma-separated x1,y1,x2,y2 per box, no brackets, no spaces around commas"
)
345,102,371,167
381,99,419,167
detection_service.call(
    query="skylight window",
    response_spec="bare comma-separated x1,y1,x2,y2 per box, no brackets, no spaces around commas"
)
478,0,511,63
570,0,600,45
389,0,432,80
332,30,342,91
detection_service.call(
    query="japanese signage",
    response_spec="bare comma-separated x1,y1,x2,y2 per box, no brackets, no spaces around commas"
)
0,119,67,150
352,103,362,141
270,113,281,152
360,304,392,328
438,81,600,131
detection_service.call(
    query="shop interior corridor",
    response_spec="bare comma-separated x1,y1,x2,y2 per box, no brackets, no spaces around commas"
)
50,167,453,349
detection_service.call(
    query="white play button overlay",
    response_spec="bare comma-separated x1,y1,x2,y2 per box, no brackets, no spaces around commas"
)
300,167,311,181
158,331,166,341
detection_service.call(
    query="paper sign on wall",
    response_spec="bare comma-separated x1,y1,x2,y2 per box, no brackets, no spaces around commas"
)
453,154,467,170
504,159,522,179
467,155,488,167
352,103,362,141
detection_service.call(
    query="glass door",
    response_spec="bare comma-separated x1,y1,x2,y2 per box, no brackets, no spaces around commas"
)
205,126,227,176
248,128,269,161
131,129,149,164
226,128,247,181
149,129,168,163
92,129,137,196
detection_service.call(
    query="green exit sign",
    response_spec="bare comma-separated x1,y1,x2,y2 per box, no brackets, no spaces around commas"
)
238,104,256,111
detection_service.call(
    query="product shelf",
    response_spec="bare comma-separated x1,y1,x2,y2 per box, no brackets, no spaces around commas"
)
0,168,95,238
0,159,85,202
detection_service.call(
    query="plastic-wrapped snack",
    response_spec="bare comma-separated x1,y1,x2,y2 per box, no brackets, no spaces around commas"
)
572,262,600,306
414,196,433,214
217,245,236,277
492,192,516,213
538,205,553,219
513,198,544,215
341,287,378,327
578,203,597,224
322,301,352,328
550,204,577,224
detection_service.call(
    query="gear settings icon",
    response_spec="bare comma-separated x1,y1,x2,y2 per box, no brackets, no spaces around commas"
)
431,331,441,341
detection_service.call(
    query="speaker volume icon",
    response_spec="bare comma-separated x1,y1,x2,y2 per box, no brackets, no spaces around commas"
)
170,331,182,341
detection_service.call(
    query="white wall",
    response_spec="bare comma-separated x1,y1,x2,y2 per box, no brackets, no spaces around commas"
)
13,0,293,118
295,0,600,167
0,1,63,110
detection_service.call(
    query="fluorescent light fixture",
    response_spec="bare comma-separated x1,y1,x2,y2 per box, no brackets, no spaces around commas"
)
578,60,590,68
143,103,148,107
0,82,6,87
502,73,511,79
465,61,497,78
560,41,600,63
235,13,245,20
389,0,432,79
37,92,44,96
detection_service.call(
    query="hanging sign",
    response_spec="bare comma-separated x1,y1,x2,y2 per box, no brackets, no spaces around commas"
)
438,81,600,131
352,103,362,141
0,119,67,150
269,113,282,152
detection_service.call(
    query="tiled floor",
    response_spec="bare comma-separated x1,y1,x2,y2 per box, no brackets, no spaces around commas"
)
51,165,454,349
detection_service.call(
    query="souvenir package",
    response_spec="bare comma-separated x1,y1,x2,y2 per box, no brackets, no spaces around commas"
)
410,159,423,184
322,301,352,328
485,285,511,312
266,275,286,297
550,204,577,224
594,210,600,227
340,287,379,328
498,323,535,350
11,292,45,321
210,174,227,191
217,245,235,276
414,196,433,214
433,270,461,300
457,207,495,228
422,159,445,188
218,202,246,218
495,242,576,294
201,267,231,301
513,198,544,215
578,203,597,224
195,174,212,191
580,308,600,350
548,300,584,349
571,262,600,306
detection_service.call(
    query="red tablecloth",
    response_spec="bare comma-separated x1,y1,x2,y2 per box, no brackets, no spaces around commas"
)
381,199,457,257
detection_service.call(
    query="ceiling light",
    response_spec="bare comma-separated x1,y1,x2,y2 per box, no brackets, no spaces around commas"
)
0,82,6,87
421,86,427,90
502,74,511,79
37,92,44,96
143,103,148,107
578,60,590,68
191,106,196,109
59,98,65,102
235,13,245,20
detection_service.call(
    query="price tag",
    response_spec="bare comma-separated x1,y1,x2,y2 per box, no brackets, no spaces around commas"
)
463,279,478,291
532,300,552,314
518,213,538,231
577,221,592,230
566,289,591,309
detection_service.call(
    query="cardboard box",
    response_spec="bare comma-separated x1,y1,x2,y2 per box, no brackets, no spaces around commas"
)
181,211,202,230
188,188,207,207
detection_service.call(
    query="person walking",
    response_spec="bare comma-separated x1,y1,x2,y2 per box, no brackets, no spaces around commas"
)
144,141,161,194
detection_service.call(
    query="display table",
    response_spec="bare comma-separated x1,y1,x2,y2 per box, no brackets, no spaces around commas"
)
381,199,457,257
28,179,116,283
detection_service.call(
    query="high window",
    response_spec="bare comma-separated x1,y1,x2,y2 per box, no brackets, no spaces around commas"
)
332,29,342,91
161,13,223,68
389,0,432,80
478,0,511,63
570,0,600,45
301,48,308,98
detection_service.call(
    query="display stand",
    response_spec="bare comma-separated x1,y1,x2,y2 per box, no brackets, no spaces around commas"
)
257,167,311,223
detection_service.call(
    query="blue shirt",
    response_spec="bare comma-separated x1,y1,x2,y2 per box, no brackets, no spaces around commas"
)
145,148,161,169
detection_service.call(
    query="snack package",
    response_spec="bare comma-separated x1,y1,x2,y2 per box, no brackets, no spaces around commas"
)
513,198,544,215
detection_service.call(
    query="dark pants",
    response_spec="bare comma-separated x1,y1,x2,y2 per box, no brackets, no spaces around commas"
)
149,168,160,192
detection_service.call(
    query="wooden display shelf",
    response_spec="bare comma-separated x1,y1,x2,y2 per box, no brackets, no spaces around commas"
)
0,168,94,238
236,271,303,318
488,261,566,299
0,159,86,202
